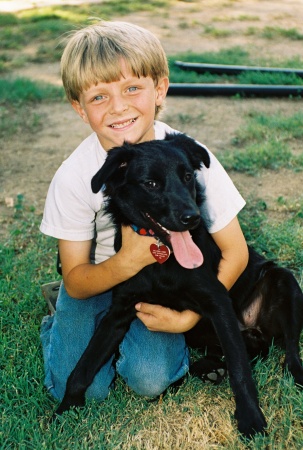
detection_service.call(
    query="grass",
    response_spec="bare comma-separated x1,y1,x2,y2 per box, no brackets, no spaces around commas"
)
1,3,303,88
200,20,303,42
0,1,171,46
218,111,303,175
0,77,64,138
238,198,303,275
261,26,303,40
168,47,303,85
1,193,303,449
219,140,303,174
0,78,64,103
1,2,303,78
0,0,172,70
216,110,303,275
1,87,303,447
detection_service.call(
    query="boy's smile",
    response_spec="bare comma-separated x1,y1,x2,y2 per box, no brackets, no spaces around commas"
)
109,118,136,129
72,60,168,151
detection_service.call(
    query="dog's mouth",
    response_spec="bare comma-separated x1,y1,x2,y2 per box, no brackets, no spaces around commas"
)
144,212,203,269
144,212,170,238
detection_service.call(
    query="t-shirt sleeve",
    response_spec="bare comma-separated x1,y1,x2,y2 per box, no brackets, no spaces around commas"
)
197,152,246,234
40,165,98,241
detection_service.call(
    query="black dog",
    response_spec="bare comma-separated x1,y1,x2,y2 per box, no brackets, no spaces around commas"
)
55,133,303,438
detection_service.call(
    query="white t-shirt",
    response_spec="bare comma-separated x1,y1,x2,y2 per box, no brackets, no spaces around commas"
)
40,121,245,264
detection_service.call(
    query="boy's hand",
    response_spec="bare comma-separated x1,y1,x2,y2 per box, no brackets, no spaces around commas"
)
118,225,158,270
59,226,158,299
135,302,202,333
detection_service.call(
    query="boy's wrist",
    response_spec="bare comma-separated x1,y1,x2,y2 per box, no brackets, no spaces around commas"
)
113,248,150,277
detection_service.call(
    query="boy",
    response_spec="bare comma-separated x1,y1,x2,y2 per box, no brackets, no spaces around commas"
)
40,20,248,401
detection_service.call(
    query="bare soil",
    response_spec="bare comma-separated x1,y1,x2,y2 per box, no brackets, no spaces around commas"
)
1,0,303,234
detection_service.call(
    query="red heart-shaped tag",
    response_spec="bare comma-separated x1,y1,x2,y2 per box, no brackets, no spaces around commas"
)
150,243,171,264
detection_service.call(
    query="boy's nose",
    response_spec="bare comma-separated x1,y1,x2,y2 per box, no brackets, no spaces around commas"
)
109,95,128,114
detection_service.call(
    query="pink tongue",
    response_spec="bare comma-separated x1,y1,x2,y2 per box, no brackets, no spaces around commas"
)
170,231,203,269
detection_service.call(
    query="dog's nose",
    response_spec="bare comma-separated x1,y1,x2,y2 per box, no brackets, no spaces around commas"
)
180,213,200,228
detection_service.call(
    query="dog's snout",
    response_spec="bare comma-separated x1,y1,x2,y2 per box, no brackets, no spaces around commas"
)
180,212,200,228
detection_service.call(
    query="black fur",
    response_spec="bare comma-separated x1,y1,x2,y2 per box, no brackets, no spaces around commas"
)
55,133,303,438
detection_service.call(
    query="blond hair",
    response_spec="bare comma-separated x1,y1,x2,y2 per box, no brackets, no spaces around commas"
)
61,20,169,114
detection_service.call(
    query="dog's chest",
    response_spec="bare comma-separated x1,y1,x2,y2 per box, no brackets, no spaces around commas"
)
114,260,200,308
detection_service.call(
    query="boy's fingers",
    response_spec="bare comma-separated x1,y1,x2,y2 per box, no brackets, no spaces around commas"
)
135,302,162,315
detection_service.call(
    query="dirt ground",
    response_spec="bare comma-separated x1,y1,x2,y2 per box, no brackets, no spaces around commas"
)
1,0,303,234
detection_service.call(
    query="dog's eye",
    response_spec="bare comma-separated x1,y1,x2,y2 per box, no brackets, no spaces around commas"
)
184,173,193,182
144,180,159,189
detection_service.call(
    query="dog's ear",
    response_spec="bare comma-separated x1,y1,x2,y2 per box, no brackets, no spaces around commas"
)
165,133,210,170
91,145,135,193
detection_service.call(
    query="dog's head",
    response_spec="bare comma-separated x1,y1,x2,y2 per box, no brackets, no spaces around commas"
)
92,133,209,228
92,133,210,269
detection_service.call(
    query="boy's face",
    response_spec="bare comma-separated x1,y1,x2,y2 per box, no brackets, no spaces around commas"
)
72,60,169,151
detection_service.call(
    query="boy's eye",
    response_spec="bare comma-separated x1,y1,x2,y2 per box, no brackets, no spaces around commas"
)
128,86,138,92
94,95,104,101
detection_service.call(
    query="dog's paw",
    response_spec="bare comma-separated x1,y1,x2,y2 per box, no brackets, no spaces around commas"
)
283,362,303,388
54,394,85,417
190,356,227,385
235,407,267,439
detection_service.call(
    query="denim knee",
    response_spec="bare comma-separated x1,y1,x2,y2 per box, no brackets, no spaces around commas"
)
116,319,189,397
40,285,115,402
121,364,181,398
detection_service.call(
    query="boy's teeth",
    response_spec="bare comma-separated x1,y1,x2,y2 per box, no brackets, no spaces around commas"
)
111,119,135,129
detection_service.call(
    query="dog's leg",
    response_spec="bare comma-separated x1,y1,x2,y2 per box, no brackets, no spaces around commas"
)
55,306,136,416
283,332,303,387
209,296,267,438
279,284,303,387
256,267,303,387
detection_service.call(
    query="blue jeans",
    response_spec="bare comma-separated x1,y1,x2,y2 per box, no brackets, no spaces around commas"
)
40,283,189,401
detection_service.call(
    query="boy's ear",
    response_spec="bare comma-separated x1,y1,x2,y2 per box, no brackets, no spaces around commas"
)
155,76,169,106
71,100,89,124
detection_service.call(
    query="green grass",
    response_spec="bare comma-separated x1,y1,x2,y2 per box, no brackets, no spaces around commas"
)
236,111,303,141
237,71,303,85
262,26,303,40
169,47,303,85
0,79,302,447
0,0,171,48
0,0,172,68
0,77,64,103
0,103,43,138
1,204,60,448
218,111,303,174
219,140,303,174
1,194,303,449
238,198,303,275
1,4,303,84
203,24,233,38
0,78,64,138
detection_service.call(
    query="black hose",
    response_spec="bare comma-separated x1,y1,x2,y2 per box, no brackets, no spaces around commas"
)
174,61,303,78
168,83,303,97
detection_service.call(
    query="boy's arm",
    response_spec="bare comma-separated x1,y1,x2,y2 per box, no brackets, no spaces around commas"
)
59,226,157,299
211,216,249,291
135,216,248,333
